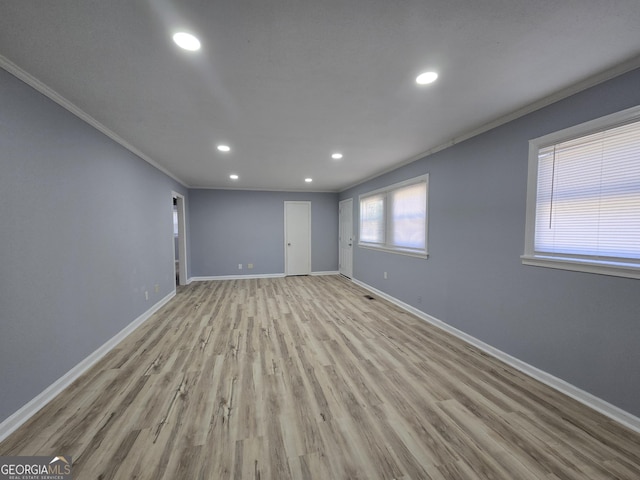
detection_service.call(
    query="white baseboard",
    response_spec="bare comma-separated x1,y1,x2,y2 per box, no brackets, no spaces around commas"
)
190,272,338,282
352,278,640,434
190,273,286,281
0,290,176,443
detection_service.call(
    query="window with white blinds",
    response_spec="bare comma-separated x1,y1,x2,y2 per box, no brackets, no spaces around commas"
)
360,194,385,245
359,174,428,257
173,207,179,236
523,105,640,279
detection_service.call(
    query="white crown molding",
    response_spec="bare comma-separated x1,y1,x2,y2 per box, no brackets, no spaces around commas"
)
0,290,176,443
0,54,188,188
189,185,339,193
352,278,640,434
340,54,640,193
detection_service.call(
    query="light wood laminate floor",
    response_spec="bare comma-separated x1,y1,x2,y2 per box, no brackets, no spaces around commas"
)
1,275,639,479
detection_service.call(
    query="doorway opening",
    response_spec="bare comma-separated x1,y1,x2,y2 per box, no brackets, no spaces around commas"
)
172,192,188,286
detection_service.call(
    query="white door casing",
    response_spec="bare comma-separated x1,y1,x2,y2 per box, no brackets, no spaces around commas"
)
284,201,311,276
339,198,353,278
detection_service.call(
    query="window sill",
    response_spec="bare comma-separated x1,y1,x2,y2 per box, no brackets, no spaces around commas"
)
359,244,428,259
521,254,640,280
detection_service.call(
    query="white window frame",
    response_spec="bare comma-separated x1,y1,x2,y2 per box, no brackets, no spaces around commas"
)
358,174,429,258
522,105,640,279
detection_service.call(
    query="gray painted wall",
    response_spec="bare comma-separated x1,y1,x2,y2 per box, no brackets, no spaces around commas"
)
340,67,640,417
189,189,338,277
2,54,637,429
0,68,188,423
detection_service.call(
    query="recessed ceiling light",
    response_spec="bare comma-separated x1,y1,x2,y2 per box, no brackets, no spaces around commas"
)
416,71,438,85
217,144,231,152
305,178,313,183
229,174,239,180
173,32,201,51
331,153,343,160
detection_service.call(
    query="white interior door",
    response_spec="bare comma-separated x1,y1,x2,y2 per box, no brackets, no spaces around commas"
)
339,198,353,278
285,201,311,276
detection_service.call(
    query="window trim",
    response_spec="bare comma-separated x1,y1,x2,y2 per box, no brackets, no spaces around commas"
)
358,174,429,258
522,104,640,279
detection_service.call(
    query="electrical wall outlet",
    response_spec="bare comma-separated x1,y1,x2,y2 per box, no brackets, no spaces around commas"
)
154,284,159,293
238,263,243,270
248,263,254,269
145,291,149,300
384,271,388,279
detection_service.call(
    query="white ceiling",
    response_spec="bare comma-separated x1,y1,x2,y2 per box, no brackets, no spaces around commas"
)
1,1,640,192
